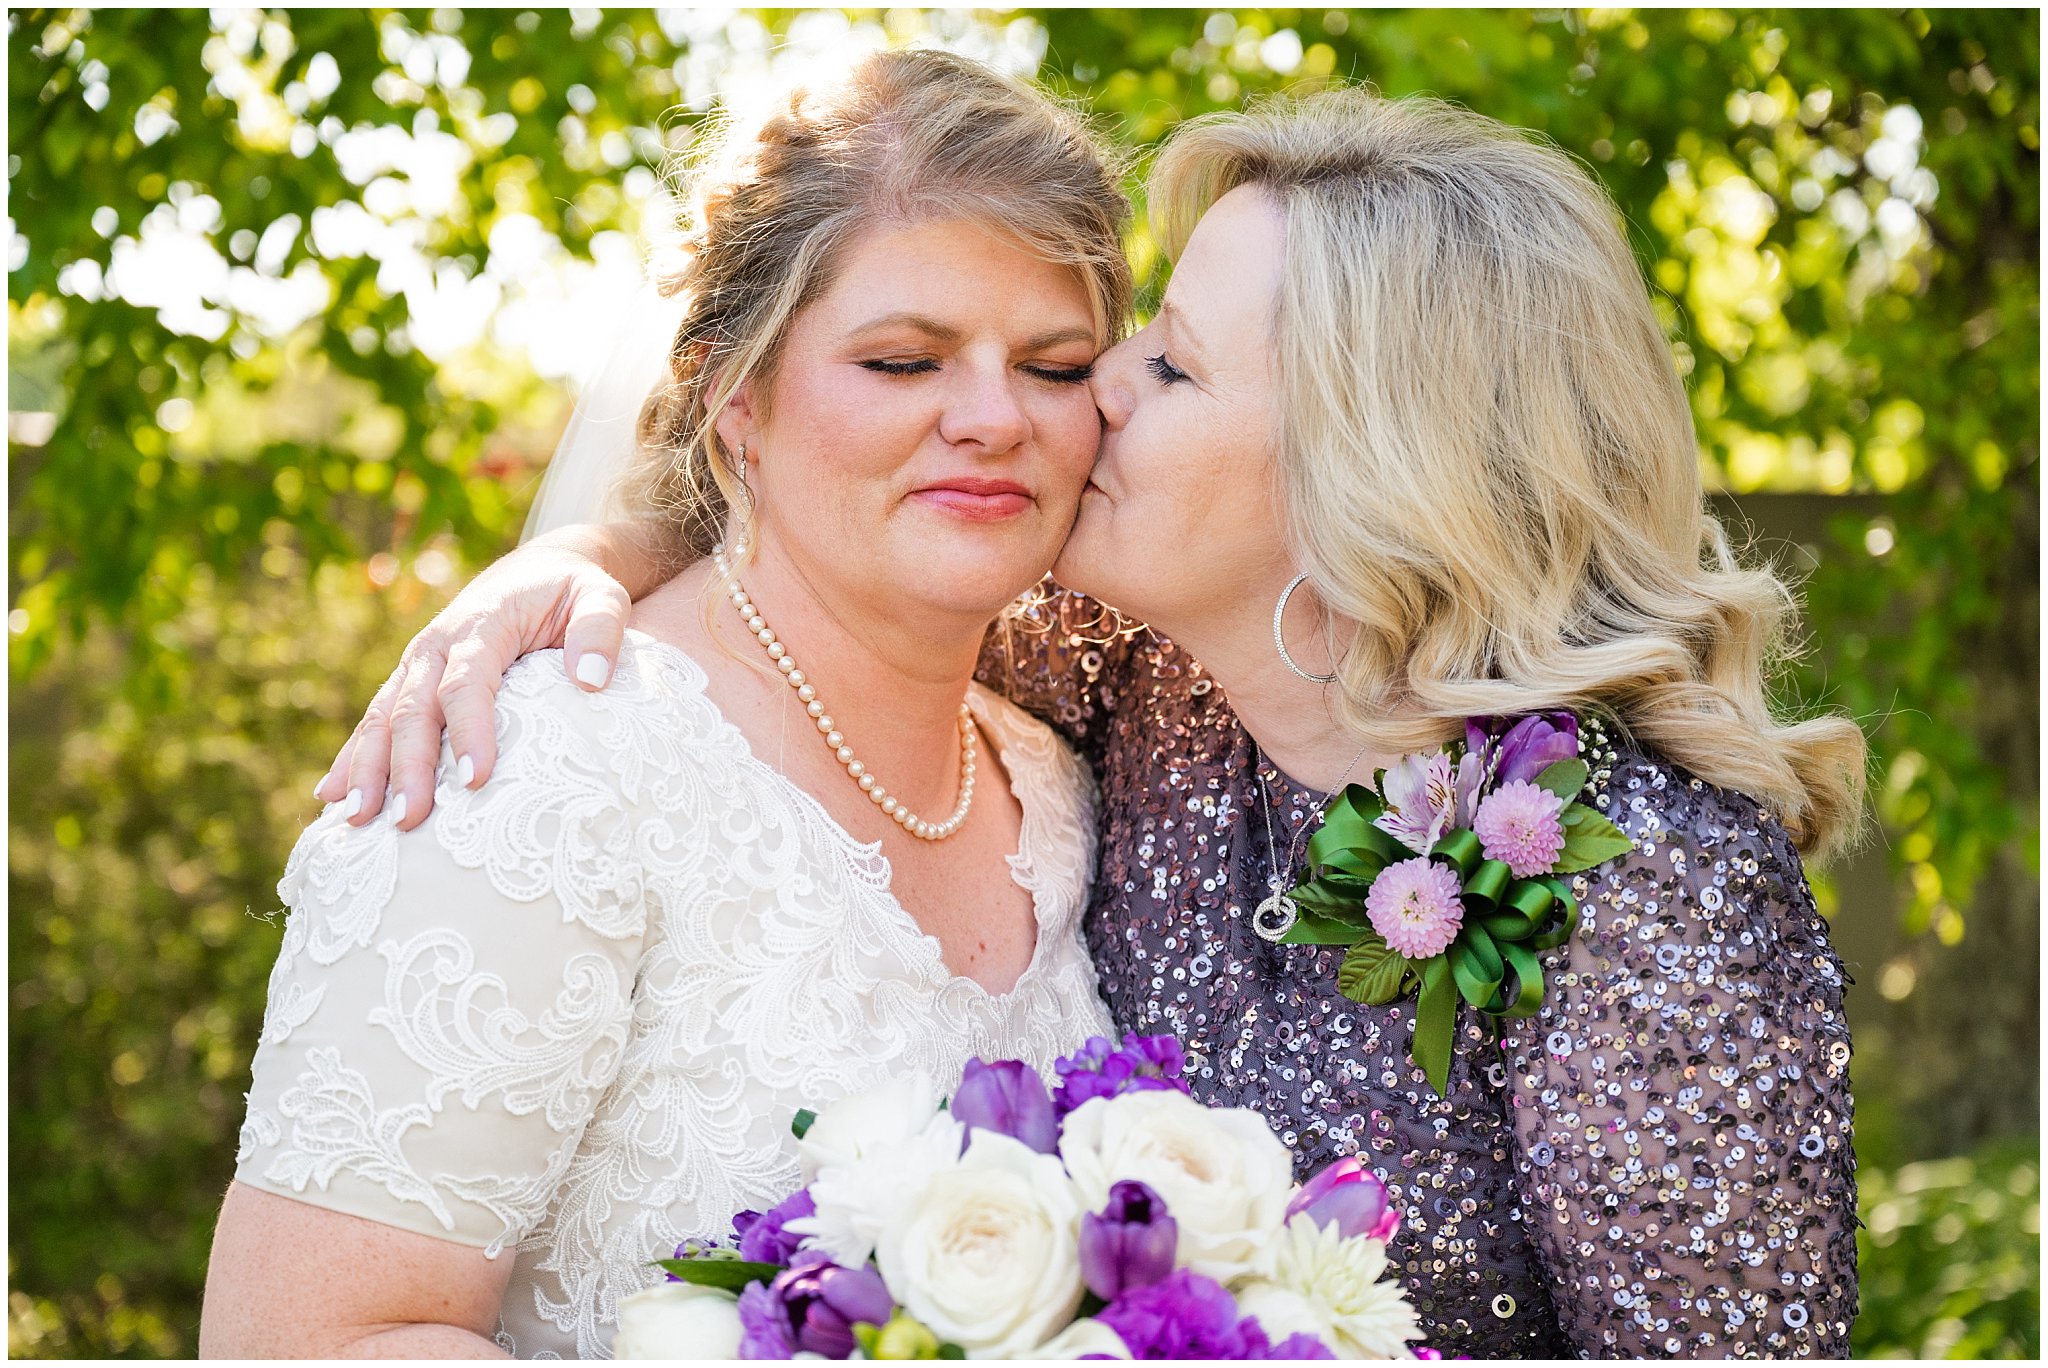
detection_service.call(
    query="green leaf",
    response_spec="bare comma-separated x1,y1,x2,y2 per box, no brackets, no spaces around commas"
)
1279,902,1373,946
1337,936,1411,1004
791,1108,817,1140
651,1257,783,1290
1553,804,1635,873
1534,759,1589,802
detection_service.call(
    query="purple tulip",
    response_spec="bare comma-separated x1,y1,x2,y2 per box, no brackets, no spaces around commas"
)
1286,1156,1399,1242
951,1058,1059,1154
1096,1269,1336,1359
736,1250,894,1359
1490,712,1581,787
1052,1033,1191,1116
1079,1180,1180,1300
732,1187,816,1265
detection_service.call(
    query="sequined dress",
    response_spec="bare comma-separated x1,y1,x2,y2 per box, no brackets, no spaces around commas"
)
981,592,1857,1359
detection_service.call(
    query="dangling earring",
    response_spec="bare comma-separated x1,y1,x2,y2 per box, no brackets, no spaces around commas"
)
728,441,759,556
1273,572,1337,684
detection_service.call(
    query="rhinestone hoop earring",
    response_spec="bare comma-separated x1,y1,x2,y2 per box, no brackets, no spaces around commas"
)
1273,572,1338,685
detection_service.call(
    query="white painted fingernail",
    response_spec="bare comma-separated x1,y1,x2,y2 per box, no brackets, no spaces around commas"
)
315,778,331,801
389,792,408,826
342,788,364,818
457,753,475,787
575,653,610,688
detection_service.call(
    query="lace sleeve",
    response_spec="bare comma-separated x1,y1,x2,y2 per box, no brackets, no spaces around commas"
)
1499,754,1857,1358
975,580,1144,761
235,684,648,1257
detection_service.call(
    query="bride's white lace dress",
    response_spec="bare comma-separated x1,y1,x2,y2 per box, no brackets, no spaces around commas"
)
235,631,1113,1358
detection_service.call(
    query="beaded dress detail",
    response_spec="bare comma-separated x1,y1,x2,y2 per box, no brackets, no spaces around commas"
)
982,588,1857,1358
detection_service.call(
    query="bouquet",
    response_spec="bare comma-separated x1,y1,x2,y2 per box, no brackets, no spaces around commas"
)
615,1034,1426,1360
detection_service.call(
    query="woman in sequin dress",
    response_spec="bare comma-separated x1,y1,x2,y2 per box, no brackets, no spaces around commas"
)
328,90,1867,1357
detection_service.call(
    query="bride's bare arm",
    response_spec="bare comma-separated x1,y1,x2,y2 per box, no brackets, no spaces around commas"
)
200,1183,510,1358
317,520,665,830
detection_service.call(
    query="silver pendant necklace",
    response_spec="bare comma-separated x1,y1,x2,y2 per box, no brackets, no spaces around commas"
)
1250,740,1371,942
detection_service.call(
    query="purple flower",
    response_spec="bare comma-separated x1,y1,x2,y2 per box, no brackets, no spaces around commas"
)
1286,1156,1399,1242
1080,1180,1180,1301
1473,780,1568,877
1374,751,1461,855
1364,856,1466,959
735,1250,893,1359
1096,1269,1335,1359
1489,712,1580,787
1053,1034,1191,1116
951,1058,1058,1154
732,1188,817,1265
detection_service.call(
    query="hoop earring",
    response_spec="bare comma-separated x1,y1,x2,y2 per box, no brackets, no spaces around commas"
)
1273,572,1337,684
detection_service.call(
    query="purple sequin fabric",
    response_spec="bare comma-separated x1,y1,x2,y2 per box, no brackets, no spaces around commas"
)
981,588,1857,1358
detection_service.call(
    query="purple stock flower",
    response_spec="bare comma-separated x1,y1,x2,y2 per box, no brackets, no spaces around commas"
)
1080,1180,1179,1301
1286,1156,1399,1242
1095,1269,1335,1359
1488,712,1580,787
951,1058,1059,1154
1053,1033,1191,1116
735,1250,894,1359
733,1188,817,1265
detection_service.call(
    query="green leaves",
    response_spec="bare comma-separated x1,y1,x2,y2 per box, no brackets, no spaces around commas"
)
651,1256,782,1291
1554,804,1636,874
1336,936,1412,1004
1534,759,1589,801
791,1107,817,1140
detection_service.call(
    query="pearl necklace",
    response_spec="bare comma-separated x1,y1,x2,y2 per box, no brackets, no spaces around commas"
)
713,543,978,841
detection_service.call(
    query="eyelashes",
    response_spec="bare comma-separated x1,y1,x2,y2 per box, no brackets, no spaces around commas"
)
860,359,941,376
1145,353,1189,386
858,359,1094,385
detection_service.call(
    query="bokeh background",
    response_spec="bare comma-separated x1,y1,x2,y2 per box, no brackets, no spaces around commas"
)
7,7,2038,1358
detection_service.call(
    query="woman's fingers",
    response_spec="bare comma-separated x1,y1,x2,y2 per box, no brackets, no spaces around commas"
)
563,574,632,692
340,666,404,825
438,626,517,791
314,733,357,804
386,645,452,831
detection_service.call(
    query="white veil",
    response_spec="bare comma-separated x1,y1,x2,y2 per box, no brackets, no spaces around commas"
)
520,282,691,543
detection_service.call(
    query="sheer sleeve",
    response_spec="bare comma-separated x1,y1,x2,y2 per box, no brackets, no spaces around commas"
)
1499,752,1857,1358
235,672,648,1256
975,580,1145,763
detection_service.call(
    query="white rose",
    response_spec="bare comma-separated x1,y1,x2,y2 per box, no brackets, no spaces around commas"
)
796,1070,944,1181
1033,1317,1133,1359
1058,1090,1294,1285
792,1107,966,1268
1233,1215,1423,1359
874,1131,1086,1358
612,1282,743,1360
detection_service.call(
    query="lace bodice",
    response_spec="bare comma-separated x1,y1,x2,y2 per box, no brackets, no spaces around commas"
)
981,587,1858,1358
237,631,1112,1359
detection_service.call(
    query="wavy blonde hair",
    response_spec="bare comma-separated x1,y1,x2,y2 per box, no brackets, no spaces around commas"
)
1151,88,1866,862
624,49,1131,568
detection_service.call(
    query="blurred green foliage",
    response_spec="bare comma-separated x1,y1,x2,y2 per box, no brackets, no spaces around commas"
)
1854,1137,2041,1358
8,7,2037,1358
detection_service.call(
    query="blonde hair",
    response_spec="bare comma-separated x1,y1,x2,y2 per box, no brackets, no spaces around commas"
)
1151,88,1866,863
626,49,1131,566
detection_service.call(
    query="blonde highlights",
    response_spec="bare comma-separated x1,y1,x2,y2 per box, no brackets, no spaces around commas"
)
1152,89,1866,862
625,49,1131,568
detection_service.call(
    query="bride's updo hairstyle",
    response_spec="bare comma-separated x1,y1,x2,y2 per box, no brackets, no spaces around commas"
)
628,48,1130,562
1151,89,1865,862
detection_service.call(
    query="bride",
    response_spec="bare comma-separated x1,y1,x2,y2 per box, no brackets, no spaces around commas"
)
200,50,1130,1358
